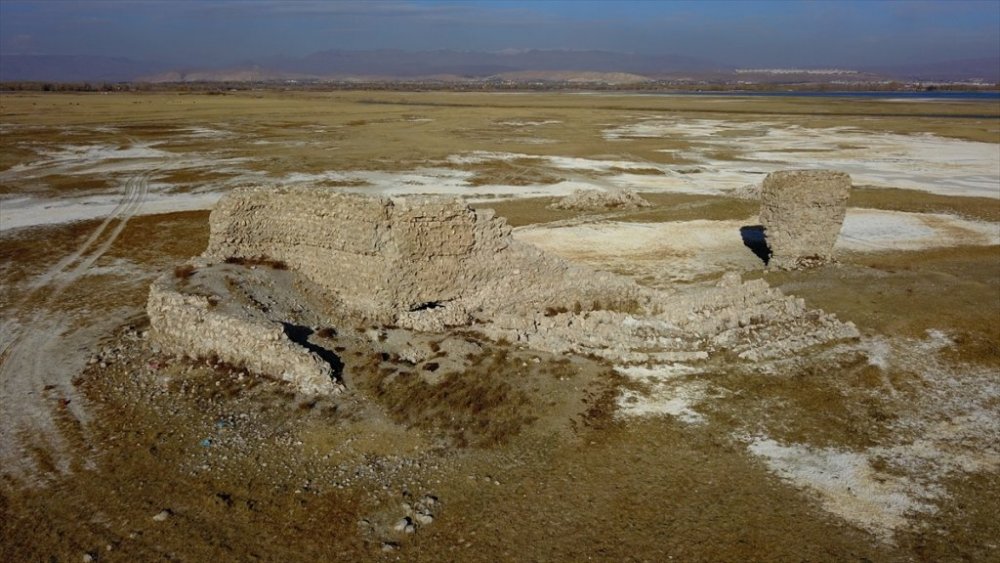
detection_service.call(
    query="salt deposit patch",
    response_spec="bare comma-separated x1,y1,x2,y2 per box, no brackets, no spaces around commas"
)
179,126,235,139
0,190,225,231
746,437,937,537
2,143,177,177
604,117,1000,198
614,364,708,423
516,210,998,284
837,209,1000,251
496,120,562,126
0,141,253,184
515,220,768,284
280,167,601,200
443,150,775,196
745,331,1000,538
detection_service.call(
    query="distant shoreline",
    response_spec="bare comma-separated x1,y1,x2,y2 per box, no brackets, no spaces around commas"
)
1,81,998,96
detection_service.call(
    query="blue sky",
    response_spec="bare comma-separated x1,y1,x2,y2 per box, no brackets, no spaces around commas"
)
1,0,997,67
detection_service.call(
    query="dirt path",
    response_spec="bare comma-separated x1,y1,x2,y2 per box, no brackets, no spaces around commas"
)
0,167,152,482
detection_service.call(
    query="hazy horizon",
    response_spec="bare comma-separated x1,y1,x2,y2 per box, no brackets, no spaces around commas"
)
2,0,998,69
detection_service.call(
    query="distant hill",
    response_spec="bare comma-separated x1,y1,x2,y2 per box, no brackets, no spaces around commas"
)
1,50,997,84
487,71,653,84
275,49,723,78
865,58,1000,83
1,49,722,83
0,55,169,82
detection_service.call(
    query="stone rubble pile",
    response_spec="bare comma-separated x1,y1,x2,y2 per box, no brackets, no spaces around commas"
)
548,188,652,211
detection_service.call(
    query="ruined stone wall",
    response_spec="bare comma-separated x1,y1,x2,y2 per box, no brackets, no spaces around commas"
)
147,274,338,395
205,186,638,321
760,170,851,269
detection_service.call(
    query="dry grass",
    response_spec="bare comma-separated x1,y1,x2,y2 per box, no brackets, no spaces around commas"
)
849,186,1000,223
481,192,757,228
354,347,536,448
173,263,197,279
764,244,1000,365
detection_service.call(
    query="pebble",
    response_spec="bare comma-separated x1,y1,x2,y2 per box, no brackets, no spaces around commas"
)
152,509,172,522
82,554,94,563
393,517,412,532
414,512,434,525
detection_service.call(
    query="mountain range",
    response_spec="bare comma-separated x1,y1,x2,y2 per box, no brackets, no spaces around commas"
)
1,49,997,84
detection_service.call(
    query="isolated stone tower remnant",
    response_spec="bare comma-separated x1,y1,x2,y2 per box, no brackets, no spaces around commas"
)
759,169,851,269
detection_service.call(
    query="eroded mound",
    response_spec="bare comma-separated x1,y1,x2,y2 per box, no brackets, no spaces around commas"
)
548,188,652,211
148,187,858,395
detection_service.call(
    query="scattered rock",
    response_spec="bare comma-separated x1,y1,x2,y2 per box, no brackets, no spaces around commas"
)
152,509,172,522
414,512,434,525
393,516,415,533
548,188,652,211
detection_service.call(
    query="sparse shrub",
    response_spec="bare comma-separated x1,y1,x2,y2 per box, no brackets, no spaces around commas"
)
352,344,535,447
174,264,196,279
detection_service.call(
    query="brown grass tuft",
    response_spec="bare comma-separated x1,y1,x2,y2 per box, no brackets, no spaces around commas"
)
173,264,197,279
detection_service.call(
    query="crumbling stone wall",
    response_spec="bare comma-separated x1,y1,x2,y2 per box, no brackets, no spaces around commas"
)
147,273,338,395
204,186,639,325
760,170,851,269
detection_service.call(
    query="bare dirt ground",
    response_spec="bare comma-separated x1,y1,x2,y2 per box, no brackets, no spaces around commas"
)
1,91,998,561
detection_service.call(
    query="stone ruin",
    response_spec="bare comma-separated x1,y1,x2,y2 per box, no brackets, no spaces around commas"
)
548,188,652,211
759,169,852,270
202,186,637,328
148,185,859,395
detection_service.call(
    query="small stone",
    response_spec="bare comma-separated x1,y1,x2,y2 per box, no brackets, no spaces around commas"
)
393,517,412,532
152,509,171,522
381,542,399,552
82,554,94,563
414,512,434,525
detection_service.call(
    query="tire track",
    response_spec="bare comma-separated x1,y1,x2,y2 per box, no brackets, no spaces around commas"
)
0,165,154,482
